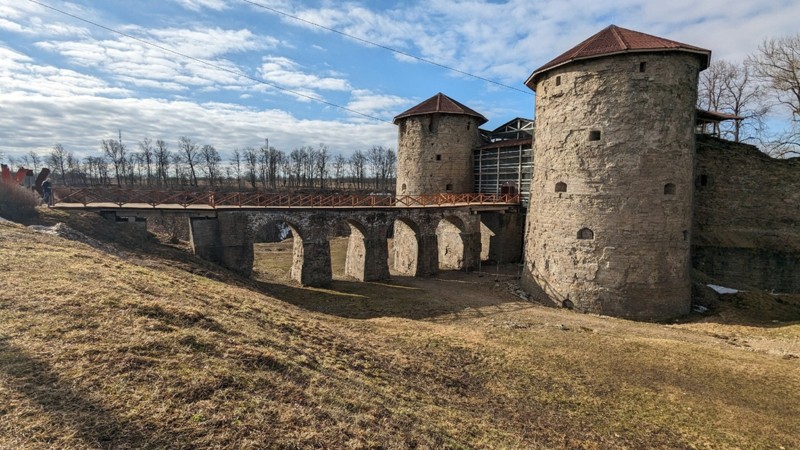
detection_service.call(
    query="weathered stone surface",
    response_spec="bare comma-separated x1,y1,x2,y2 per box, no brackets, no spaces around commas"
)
396,114,483,195
480,212,523,263
693,136,800,292
522,53,701,320
188,208,487,287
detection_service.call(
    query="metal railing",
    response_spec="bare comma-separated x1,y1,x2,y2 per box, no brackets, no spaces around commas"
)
52,187,520,209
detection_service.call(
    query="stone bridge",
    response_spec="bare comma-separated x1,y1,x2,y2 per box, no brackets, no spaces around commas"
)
92,206,521,287
52,188,523,287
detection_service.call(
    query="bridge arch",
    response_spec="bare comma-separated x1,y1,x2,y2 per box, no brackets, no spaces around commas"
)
343,218,390,281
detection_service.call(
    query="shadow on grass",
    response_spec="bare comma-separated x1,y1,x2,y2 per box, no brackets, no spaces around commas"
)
248,272,535,321
0,339,169,449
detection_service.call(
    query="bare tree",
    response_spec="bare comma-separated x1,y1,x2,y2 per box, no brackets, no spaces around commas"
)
66,151,79,185
27,150,41,173
231,148,242,189
749,32,800,156
267,147,283,189
244,147,258,190
332,154,346,189
349,150,366,190
139,138,154,185
178,136,199,185
171,153,187,186
102,138,126,186
155,139,171,186
201,144,221,187
698,60,767,142
315,144,329,189
49,144,68,185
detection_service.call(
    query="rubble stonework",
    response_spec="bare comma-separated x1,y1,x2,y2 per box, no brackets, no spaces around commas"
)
394,93,486,196
521,52,703,320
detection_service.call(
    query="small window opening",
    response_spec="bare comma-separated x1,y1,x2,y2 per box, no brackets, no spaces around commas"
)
577,228,594,240
555,75,561,86
401,183,407,192
639,61,647,73
435,154,442,161
445,183,453,192
555,181,567,193
428,117,435,132
466,122,471,130
588,130,601,141
683,230,689,241
664,183,676,195
697,174,709,187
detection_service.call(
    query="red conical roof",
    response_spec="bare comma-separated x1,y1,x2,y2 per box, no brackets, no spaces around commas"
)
393,92,487,125
525,25,711,90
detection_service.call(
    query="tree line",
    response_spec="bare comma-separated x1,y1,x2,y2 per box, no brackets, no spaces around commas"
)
3,137,397,193
697,32,800,158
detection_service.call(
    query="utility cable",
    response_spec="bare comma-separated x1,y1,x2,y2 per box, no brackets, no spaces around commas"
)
239,0,534,96
26,0,394,123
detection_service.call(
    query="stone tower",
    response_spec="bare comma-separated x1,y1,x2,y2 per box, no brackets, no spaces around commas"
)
394,93,487,195
521,25,711,320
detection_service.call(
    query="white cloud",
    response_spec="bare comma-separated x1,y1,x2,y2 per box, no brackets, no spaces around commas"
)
0,92,397,160
346,89,414,120
173,0,229,11
259,56,351,91
263,0,800,85
35,26,277,92
0,46,129,98
0,1,90,37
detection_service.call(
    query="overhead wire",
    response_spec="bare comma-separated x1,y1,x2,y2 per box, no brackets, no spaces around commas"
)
26,0,394,123
239,0,534,96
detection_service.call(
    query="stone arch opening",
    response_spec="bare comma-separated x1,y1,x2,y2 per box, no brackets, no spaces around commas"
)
392,218,420,276
437,215,467,270
250,218,302,282
577,227,594,240
555,181,567,193
342,218,389,281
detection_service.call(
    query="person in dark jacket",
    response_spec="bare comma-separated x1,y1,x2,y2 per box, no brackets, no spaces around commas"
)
42,178,52,206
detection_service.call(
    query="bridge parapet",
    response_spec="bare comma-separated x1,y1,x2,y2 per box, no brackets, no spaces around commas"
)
51,187,519,210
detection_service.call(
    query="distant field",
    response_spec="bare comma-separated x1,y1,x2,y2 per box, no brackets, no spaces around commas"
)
1,209,799,449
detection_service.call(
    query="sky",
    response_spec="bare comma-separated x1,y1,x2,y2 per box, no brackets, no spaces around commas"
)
1,0,799,162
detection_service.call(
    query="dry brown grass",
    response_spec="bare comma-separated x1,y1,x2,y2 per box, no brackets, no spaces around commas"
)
1,211,799,449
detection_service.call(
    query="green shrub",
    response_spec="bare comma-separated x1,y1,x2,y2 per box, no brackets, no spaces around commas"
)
0,183,40,221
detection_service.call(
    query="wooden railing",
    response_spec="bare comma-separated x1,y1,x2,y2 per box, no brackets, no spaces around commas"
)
51,187,520,209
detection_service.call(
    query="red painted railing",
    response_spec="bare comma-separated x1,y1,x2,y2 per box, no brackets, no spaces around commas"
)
51,187,520,209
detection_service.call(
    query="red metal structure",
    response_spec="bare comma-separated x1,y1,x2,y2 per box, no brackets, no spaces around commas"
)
51,187,520,209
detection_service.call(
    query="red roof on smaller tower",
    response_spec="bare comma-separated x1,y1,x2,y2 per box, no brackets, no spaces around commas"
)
525,25,711,90
393,92,488,125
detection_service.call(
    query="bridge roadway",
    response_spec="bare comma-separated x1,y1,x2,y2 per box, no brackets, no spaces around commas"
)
51,187,523,287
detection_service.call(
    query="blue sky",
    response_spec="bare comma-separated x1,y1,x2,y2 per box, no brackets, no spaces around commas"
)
1,0,799,161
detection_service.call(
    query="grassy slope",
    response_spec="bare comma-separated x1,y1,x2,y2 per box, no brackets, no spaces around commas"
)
1,210,799,449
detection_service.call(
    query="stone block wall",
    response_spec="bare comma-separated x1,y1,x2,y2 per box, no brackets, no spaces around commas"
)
396,114,483,195
522,52,701,320
693,136,800,292
480,212,523,263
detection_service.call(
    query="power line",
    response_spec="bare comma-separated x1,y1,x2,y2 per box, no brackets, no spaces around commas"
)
239,0,534,96
26,0,393,124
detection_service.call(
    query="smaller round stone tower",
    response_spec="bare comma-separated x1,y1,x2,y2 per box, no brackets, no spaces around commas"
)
394,93,487,195
521,25,711,320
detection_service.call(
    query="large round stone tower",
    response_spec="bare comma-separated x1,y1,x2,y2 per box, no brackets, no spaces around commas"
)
521,25,711,320
394,93,487,195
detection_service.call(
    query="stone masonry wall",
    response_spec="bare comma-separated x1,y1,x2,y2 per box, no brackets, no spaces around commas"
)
396,114,483,195
693,136,800,292
522,52,701,320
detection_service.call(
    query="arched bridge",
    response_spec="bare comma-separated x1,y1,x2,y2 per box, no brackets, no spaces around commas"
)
51,187,523,287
